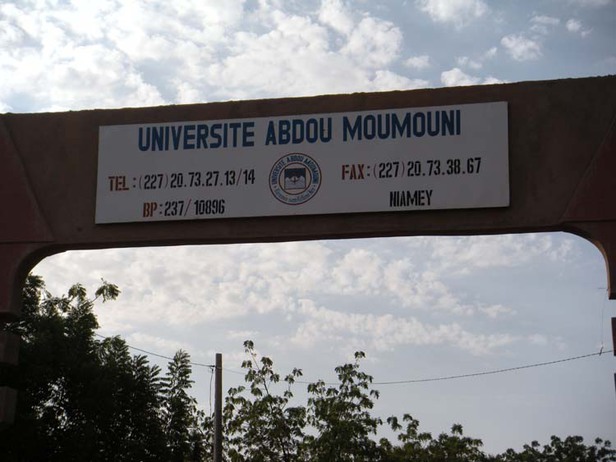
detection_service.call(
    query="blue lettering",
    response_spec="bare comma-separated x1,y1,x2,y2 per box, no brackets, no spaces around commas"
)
138,127,150,151
320,118,332,143
442,110,455,135
427,111,440,136
197,124,209,149
279,120,291,144
392,113,410,138
412,113,425,137
229,123,241,147
343,116,362,141
152,126,164,151
456,109,461,135
292,119,304,144
171,126,182,150
265,121,277,145
378,114,391,139
363,115,376,140
183,124,195,149
243,122,255,147
305,119,316,143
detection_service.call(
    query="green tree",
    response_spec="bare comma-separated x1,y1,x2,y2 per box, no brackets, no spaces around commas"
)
423,424,487,462
495,436,616,462
305,351,382,461
162,350,206,462
2,277,614,462
0,275,203,461
381,413,435,461
216,340,615,462
217,340,306,461
93,336,170,460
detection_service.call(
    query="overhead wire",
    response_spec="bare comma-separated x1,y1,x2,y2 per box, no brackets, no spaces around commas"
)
94,333,214,368
369,349,613,385
93,332,613,386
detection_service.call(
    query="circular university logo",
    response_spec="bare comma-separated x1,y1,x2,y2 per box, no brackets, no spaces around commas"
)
269,153,322,205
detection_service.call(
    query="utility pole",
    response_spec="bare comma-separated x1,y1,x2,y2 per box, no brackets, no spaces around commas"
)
214,353,223,462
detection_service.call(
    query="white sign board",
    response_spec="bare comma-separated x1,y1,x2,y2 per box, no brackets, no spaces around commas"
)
96,102,508,224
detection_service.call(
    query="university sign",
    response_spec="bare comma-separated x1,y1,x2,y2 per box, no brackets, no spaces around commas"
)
1,76,616,425
96,102,508,223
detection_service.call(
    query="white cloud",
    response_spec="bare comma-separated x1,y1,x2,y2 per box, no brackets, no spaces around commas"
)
482,76,507,85
415,0,488,28
455,47,498,70
404,54,431,70
566,18,592,36
370,71,429,91
325,249,476,315
341,16,403,68
383,263,477,315
0,0,415,110
0,100,12,113
34,244,328,327
567,18,583,32
318,0,355,35
291,300,516,355
456,56,482,69
501,34,542,61
32,231,592,369
530,15,560,35
331,248,384,294
484,46,498,59
527,334,567,351
479,304,515,319
440,68,504,87
441,68,481,86
424,234,576,273
36,236,529,346
531,15,560,26
0,1,182,110
198,4,410,99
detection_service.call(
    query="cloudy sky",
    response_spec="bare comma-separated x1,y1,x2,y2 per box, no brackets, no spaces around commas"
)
3,0,616,454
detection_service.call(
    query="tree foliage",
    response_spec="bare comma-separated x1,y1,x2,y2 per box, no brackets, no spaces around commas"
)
0,275,204,461
1,275,614,461
217,340,306,461
493,436,616,462
304,351,382,461
163,350,207,461
206,341,615,462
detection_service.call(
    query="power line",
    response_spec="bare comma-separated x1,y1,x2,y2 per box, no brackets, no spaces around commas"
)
267,349,614,386
94,333,214,369
94,333,612,385
370,349,614,385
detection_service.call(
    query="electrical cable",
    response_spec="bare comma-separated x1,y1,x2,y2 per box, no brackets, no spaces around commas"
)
370,349,614,385
93,333,612,386
94,333,214,368
222,367,247,376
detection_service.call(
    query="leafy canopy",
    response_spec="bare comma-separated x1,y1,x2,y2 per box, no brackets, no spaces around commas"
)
1,275,613,461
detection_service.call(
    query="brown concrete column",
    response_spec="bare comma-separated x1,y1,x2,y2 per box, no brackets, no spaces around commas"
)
1,111,53,427
0,244,43,428
563,112,616,299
